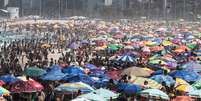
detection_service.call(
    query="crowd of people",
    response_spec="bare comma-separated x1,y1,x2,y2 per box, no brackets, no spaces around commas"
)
0,19,200,101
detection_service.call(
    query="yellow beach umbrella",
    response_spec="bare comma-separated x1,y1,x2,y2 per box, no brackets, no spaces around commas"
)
130,77,162,89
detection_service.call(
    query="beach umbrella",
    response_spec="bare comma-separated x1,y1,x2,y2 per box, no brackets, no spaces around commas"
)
187,43,197,49
84,64,97,70
181,61,201,72
46,65,62,72
116,55,135,63
140,89,169,100
55,82,94,93
130,77,162,89
175,45,190,53
169,70,201,82
24,66,46,77
152,70,164,75
71,97,90,101
40,72,66,81
192,80,201,89
175,78,189,86
117,83,141,94
106,70,121,80
40,66,66,81
121,67,151,77
112,33,125,39
150,75,175,87
78,92,106,101
0,86,10,96
142,68,154,74
10,78,43,93
123,84,141,94
150,46,164,52
62,65,84,75
62,74,95,85
0,75,18,84
107,44,122,51
162,40,173,46
176,84,194,92
171,96,193,101
148,59,167,65
188,90,201,98
93,88,118,99
0,80,5,86
145,41,160,46
193,50,201,56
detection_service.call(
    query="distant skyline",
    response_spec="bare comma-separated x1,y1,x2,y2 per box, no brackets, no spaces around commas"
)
1,0,201,20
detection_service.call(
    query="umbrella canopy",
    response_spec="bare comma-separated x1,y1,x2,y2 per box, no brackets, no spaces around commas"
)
175,78,189,86
188,90,201,98
117,83,141,94
106,70,121,80
55,82,94,93
0,80,5,86
107,44,122,51
78,92,106,101
93,88,118,99
0,86,10,96
71,97,90,101
116,55,135,63
10,78,43,93
84,64,97,70
0,75,18,84
62,74,95,85
24,67,46,77
150,75,175,87
193,50,201,56
145,41,160,46
40,68,66,81
148,59,167,65
130,77,162,89
176,84,194,92
171,96,193,101
169,70,201,82
62,66,84,75
162,40,173,46
140,89,169,100
181,61,201,72
121,67,151,77
192,80,201,89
